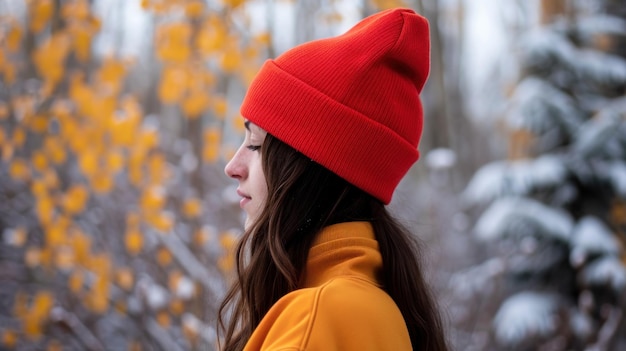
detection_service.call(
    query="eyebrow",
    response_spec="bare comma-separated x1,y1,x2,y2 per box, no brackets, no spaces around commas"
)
244,120,251,131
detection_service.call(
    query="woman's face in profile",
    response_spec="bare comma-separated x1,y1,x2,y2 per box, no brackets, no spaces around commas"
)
224,120,268,229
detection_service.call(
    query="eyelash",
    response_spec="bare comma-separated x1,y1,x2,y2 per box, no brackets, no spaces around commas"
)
246,145,261,151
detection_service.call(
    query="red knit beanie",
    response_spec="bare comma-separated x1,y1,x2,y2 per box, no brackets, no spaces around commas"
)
241,8,430,204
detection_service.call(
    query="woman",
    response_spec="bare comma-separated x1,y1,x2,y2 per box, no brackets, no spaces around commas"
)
219,8,448,351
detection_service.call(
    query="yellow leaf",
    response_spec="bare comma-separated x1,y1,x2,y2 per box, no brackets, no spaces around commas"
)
43,136,67,165
126,212,140,228
31,150,47,172
193,226,214,246
12,127,26,148
232,116,245,133
28,114,49,133
68,270,84,293
212,96,228,118
2,62,17,85
125,229,143,255
196,16,226,56
71,228,91,265
63,184,89,215
91,172,113,194
140,186,166,212
129,165,143,187
24,247,41,268
41,169,59,189
185,0,204,18
148,153,169,184
220,48,242,73
54,245,75,270
6,22,22,52
31,179,47,197
106,150,124,173
87,276,109,313
1,329,17,348
141,0,150,9
169,299,185,316
70,23,93,62
203,127,221,163
182,90,209,118
220,230,238,249
29,0,55,33
158,65,188,104
9,158,30,181
371,0,406,10
110,109,140,147
182,197,202,218
222,0,246,8
61,0,90,21
156,311,170,327
45,217,69,247
254,32,271,46
0,102,8,119
116,268,134,291
156,247,172,266
33,291,55,313
35,195,55,224
147,211,174,233
23,291,55,340
136,127,158,151
32,32,70,87
156,22,191,63
78,149,99,176
97,58,127,94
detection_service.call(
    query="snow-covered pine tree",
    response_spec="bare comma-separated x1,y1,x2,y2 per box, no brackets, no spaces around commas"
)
460,1,626,350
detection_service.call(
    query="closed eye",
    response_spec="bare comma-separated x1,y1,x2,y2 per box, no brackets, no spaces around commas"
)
246,145,261,151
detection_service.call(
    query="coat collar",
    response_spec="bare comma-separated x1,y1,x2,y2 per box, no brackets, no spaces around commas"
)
301,222,382,288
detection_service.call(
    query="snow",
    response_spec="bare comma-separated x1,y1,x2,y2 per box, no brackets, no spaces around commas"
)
570,216,622,267
494,291,560,346
463,155,567,204
580,256,626,293
474,197,573,242
507,76,582,136
608,162,626,196
522,26,626,86
448,257,506,300
425,148,457,170
577,14,626,37
573,97,626,157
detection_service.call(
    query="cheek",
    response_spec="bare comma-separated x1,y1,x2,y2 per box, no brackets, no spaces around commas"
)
251,160,268,201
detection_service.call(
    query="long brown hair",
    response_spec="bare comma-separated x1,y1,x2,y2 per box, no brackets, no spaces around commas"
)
218,134,448,351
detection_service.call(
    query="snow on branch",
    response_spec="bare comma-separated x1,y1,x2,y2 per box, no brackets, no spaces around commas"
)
522,28,626,87
573,97,626,158
576,14,626,43
493,291,561,347
607,161,626,197
570,216,623,268
463,155,567,205
474,197,573,242
580,256,626,293
507,77,583,136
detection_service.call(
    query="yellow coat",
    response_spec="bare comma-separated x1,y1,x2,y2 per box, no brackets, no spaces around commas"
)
244,222,412,351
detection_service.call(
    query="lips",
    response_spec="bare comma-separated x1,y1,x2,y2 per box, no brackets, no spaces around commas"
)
237,189,251,208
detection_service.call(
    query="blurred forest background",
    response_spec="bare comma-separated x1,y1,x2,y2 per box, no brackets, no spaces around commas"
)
0,0,625,350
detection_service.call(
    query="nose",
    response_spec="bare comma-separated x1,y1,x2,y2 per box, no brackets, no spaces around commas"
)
224,146,246,179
